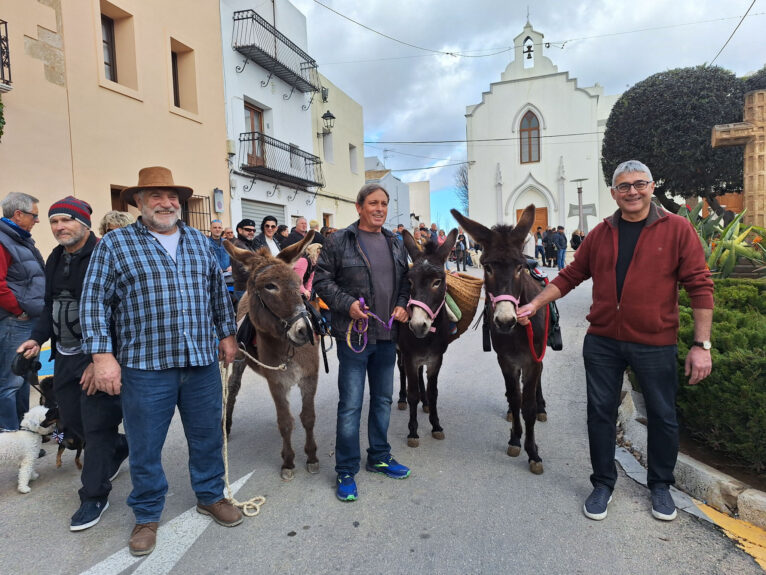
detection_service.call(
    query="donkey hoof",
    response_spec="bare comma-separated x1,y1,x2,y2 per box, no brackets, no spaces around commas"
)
422,405,430,414
397,401,407,411
407,437,420,448
431,431,445,440
529,461,544,475
507,445,521,457
506,413,513,423
306,461,320,474
280,468,295,481
536,412,547,422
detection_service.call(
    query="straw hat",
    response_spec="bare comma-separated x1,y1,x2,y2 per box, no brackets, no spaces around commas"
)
120,166,193,207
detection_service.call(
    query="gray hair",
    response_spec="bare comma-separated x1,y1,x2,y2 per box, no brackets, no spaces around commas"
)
98,210,135,235
356,183,389,205
2,192,39,218
612,160,653,187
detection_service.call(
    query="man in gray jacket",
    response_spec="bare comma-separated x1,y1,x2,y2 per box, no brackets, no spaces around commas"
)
0,192,45,430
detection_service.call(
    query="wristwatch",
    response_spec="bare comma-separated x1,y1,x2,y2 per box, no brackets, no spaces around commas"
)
692,340,712,350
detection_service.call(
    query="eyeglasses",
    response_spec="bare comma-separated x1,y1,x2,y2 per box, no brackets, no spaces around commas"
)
613,180,653,193
19,210,40,220
264,224,277,229
242,227,256,233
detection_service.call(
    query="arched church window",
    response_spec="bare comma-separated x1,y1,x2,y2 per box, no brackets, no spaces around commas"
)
520,110,540,164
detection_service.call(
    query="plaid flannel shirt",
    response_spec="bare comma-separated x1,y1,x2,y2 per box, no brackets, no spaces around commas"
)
80,218,236,370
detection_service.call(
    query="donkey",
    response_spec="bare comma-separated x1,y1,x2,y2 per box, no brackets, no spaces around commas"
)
451,205,548,474
398,229,458,447
224,233,320,481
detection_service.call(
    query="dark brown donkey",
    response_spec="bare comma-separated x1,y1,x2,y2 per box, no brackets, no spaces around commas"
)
398,229,458,447
224,233,320,481
452,205,548,474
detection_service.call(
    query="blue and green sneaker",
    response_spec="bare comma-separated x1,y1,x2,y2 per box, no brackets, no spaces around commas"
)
336,473,358,501
365,454,411,479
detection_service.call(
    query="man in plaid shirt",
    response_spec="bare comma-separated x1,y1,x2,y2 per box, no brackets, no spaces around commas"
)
80,167,241,557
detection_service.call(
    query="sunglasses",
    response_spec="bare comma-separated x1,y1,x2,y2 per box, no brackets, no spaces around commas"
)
242,227,256,233
264,224,277,229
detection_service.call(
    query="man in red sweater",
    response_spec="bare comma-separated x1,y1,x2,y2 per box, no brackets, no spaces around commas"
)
517,160,713,523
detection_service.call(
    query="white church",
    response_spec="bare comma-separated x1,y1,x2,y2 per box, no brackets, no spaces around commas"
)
465,21,621,234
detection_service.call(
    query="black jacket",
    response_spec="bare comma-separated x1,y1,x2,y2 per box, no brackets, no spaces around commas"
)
252,232,283,253
231,236,255,291
31,231,98,357
314,221,409,343
553,232,567,250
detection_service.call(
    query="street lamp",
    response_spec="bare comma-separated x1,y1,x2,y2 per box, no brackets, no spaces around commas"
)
317,110,336,138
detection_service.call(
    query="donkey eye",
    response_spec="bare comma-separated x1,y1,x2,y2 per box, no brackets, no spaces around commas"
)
432,279,442,289
265,283,278,291
484,264,493,275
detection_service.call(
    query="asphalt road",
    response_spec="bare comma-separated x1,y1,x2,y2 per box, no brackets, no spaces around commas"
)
0,266,760,575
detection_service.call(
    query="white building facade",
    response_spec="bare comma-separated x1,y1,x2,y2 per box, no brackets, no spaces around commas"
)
221,0,323,229
364,157,411,230
465,22,620,234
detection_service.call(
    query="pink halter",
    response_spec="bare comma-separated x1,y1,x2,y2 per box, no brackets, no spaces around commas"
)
407,297,445,333
487,292,520,309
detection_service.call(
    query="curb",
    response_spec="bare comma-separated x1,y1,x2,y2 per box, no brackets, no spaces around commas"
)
617,376,766,530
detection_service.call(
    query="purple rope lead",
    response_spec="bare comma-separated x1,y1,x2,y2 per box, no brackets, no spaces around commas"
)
345,297,395,353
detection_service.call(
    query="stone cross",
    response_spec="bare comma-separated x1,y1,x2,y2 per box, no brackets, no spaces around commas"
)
568,203,597,234
711,90,766,228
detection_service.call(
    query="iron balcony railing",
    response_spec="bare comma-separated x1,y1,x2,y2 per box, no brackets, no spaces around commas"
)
232,10,319,93
0,20,11,88
239,132,324,189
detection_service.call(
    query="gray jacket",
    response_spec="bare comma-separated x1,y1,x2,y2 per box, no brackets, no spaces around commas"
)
0,219,45,319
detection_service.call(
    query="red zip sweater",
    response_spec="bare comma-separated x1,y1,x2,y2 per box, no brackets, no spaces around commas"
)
550,203,714,346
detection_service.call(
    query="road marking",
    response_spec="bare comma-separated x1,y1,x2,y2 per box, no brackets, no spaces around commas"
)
79,472,254,575
696,502,766,570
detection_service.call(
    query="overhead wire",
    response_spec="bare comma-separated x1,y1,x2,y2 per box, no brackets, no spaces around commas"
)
709,0,757,65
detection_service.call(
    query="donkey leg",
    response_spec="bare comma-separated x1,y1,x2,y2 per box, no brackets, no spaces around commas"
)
499,359,523,457
397,348,408,410
267,381,296,481
536,368,548,422
426,358,444,439
418,366,429,413
522,367,544,474
405,361,421,447
224,358,247,436
299,378,319,474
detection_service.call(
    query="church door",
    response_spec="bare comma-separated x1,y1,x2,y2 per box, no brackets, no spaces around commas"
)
517,207,548,232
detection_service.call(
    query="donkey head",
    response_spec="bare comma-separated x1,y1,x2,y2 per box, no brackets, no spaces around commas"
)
451,205,535,333
402,228,457,337
225,231,316,346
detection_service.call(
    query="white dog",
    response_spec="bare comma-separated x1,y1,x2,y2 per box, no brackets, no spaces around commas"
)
0,405,54,493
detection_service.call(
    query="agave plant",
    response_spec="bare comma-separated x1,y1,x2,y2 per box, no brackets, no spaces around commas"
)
677,204,766,278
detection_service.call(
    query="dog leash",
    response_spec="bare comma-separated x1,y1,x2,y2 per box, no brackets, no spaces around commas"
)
346,297,395,353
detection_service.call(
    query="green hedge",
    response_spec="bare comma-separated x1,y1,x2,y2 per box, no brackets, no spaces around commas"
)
677,278,766,472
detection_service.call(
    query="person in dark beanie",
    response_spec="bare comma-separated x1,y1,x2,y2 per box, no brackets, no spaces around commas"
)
17,195,129,531
230,218,257,301
0,192,45,431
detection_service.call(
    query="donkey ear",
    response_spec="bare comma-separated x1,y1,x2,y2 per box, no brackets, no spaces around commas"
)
224,239,261,271
277,230,315,265
510,204,536,242
401,229,420,260
451,209,491,248
436,229,458,262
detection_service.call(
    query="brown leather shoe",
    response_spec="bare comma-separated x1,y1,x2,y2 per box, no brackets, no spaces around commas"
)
196,499,243,527
129,522,158,556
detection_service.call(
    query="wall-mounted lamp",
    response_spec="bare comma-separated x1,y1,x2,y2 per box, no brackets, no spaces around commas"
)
317,110,336,137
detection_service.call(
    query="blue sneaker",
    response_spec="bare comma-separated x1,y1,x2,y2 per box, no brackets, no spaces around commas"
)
651,484,677,521
70,499,109,532
365,454,411,479
336,474,357,502
583,485,612,521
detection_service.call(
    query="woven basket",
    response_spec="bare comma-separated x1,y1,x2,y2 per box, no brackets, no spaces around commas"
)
445,272,484,341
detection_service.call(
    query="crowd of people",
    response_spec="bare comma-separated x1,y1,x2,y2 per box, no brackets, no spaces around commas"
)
0,159,713,556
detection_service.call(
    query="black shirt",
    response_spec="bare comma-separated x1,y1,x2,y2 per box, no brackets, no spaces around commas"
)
616,217,647,302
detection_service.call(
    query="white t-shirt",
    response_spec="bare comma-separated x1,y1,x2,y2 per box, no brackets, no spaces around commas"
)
265,236,280,256
149,229,181,262
522,233,535,258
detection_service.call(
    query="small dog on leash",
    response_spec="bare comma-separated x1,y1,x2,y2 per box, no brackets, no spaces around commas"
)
38,376,84,469
0,405,55,493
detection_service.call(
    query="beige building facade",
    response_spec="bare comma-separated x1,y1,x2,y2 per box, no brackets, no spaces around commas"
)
311,73,364,230
0,0,230,257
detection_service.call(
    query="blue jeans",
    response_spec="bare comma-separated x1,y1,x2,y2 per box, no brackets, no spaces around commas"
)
335,340,396,475
121,363,225,523
0,316,33,430
583,334,679,490
557,247,567,270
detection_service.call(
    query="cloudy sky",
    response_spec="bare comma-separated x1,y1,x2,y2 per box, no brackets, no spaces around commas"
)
291,0,764,226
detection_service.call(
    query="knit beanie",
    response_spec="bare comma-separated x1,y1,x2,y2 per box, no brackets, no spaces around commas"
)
49,196,93,229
